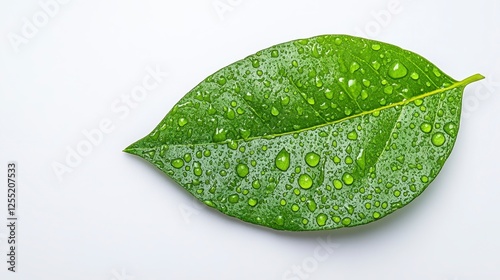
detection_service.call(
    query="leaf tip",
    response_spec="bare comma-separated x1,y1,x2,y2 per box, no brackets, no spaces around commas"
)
123,143,139,155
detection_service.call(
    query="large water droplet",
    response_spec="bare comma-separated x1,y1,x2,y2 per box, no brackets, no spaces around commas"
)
420,123,432,133
171,158,184,169
347,130,358,140
248,198,258,207
298,174,313,189
342,173,354,185
333,179,343,190
444,122,457,137
178,117,188,127
349,62,360,73
213,127,227,142
228,194,239,203
356,149,366,170
305,152,320,167
307,200,317,212
275,215,284,226
275,148,290,171
342,217,352,226
388,61,408,79
316,214,327,226
236,163,249,177
271,106,280,116
431,133,445,147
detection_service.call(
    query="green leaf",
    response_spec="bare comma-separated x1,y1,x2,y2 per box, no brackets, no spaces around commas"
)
125,35,483,231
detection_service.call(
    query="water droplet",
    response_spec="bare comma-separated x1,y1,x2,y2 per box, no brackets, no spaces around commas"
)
213,127,227,142
275,148,290,171
248,198,258,207
194,163,202,176
349,62,360,73
373,212,381,219
271,106,280,116
236,163,249,177
305,152,320,167
275,216,284,226
204,200,215,207
384,85,394,94
342,217,352,226
252,180,261,189
410,72,419,80
228,194,239,203
316,214,327,226
371,44,381,50
333,179,343,190
217,77,227,86
356,149,366,170
420,123,432,133
444,122,457,137
271,50,279,57
347,131,358,140
227,140,238,150
307,200,317,212
171,158,184,169
177,117,188,127
372,60,381,70
347,79,361,98
334,37,342,45
281,96,290,105
184,153,192,163
291,204,300,212
432,67,441,77
252,59,260,68
421,176,429,183
388,61,408,79
226,108,236,119
342,173,354,185
298,174,313,189
431,133,445,147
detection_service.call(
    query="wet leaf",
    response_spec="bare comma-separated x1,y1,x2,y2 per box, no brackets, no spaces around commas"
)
125,35,483,231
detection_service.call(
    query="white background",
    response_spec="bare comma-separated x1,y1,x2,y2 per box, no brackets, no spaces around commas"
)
1,0,499,279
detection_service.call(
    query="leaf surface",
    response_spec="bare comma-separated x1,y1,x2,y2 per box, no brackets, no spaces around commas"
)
125,35,483,231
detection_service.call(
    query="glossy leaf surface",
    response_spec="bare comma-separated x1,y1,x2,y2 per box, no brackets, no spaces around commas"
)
125,35,483,231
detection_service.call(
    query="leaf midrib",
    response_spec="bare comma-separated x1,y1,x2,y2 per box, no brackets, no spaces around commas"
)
125,74,483,152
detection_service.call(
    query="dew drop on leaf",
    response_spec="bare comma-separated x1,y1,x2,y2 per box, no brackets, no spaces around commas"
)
388,61,408,79
298,174,313,189
444,122,457,137
431,133,446,147
305,152,320,167
316,213,328,226
333,179,343,190
178,117,188,127
342,173,354,185
236,163,249,177
347,131,358,140
275,148,290,171
228,194,239,203
420,123,432,133
171,158,184,169
248,198,258,207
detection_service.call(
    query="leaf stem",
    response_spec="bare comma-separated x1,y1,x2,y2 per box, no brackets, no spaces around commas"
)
459,73,485,86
